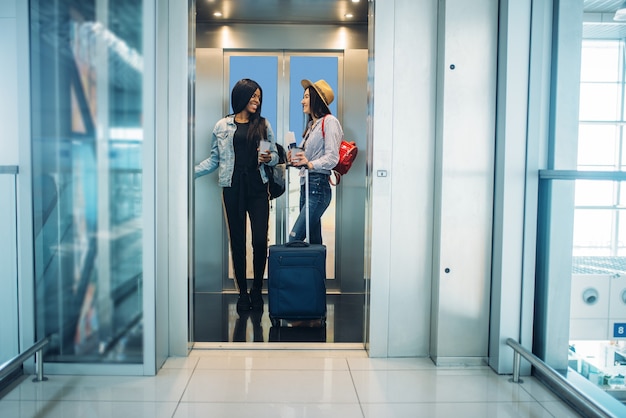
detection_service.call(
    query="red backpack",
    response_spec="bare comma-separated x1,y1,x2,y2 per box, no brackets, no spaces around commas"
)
321,116,358,185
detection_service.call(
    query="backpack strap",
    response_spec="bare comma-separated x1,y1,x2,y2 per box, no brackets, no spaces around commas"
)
329,171,341,186
320,115,343,185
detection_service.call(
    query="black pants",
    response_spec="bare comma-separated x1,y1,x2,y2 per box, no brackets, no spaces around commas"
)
222,170,269,294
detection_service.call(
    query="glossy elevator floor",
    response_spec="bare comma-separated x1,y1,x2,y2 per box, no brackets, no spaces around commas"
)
193,293,365,344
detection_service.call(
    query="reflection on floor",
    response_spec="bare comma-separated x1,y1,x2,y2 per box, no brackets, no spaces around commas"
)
194,293,364,343
0,349,583,418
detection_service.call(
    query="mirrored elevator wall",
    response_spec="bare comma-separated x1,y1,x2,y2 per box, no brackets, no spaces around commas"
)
192,23,368,343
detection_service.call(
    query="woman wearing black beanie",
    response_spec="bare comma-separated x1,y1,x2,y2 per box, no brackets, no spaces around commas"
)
195,79,279,313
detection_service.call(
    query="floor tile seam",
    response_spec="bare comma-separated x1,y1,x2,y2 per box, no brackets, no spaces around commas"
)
175,400,363,405
162,357,201,370
189,355,366,360
193,353,361,357
174,356,201,417
357,400,550,404
191,367,352,372
534,395,576,411
346,356,367,418
191,345,364,350
347,367,442,371
538,399,582,417
533,399,563,418
193,358,354,364
9,378,93,403
187,369,354,380
513,377,560,404
1,399,180,404
193,356,366,360
348,368,493,374
9,394,194,403
35,373,193,384
192,359,357,363
188,351,368,358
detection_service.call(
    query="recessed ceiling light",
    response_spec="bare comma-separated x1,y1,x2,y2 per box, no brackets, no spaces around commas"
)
345,13,354,18
352,0,360,3
213,12,222,17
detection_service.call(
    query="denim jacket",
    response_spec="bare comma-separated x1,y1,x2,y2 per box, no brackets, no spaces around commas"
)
194,115,278,187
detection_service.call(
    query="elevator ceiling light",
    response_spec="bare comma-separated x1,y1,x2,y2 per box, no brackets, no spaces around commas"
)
615,1,626,21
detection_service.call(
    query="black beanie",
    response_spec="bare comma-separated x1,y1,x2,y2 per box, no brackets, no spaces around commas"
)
231,79,260,114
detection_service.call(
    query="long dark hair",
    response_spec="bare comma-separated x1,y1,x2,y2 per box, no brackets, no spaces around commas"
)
231,78,267,142
304,86,331,137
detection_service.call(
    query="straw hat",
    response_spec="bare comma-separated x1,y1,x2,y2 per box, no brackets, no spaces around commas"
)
301,79,334,110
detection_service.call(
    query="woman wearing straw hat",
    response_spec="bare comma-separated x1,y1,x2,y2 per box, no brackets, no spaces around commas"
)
195,79,278,313
288,79,343,245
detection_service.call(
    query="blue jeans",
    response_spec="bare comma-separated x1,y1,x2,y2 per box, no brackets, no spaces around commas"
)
289,172,331,245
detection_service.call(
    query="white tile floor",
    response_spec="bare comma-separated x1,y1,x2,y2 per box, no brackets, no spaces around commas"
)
0,348,583,418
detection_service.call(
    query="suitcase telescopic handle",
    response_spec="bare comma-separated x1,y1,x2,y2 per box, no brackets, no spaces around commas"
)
285,240,310,248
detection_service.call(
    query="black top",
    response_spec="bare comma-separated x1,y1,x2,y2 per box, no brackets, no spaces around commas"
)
232,121,265,196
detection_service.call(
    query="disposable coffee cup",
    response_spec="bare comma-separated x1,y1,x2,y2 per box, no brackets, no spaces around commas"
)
259,140,271,156
291,147,304,163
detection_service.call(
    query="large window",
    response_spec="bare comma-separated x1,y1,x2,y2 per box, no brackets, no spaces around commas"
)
576,40,625,256
569,39,626,401
30,0,144,363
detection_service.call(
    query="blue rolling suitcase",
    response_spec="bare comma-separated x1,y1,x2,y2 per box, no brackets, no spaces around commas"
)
268,169,327,326
268,241,327,325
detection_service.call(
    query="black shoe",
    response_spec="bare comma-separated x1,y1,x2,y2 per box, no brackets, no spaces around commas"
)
250,288,264,310
236,293,251,312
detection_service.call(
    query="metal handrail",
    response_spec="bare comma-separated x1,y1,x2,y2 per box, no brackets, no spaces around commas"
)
507,338,615,418
0,337,49,382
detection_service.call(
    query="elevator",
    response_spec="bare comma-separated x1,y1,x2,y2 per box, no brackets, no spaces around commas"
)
187,0,497,358
191,18,369,344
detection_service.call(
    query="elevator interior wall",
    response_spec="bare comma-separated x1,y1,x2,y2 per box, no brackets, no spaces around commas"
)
192,23,368,344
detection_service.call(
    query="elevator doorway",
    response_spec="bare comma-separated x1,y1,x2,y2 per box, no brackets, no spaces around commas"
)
192,44,368,344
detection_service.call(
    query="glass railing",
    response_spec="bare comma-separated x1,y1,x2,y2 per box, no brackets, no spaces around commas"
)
29,0,144,364
0,166,19,378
